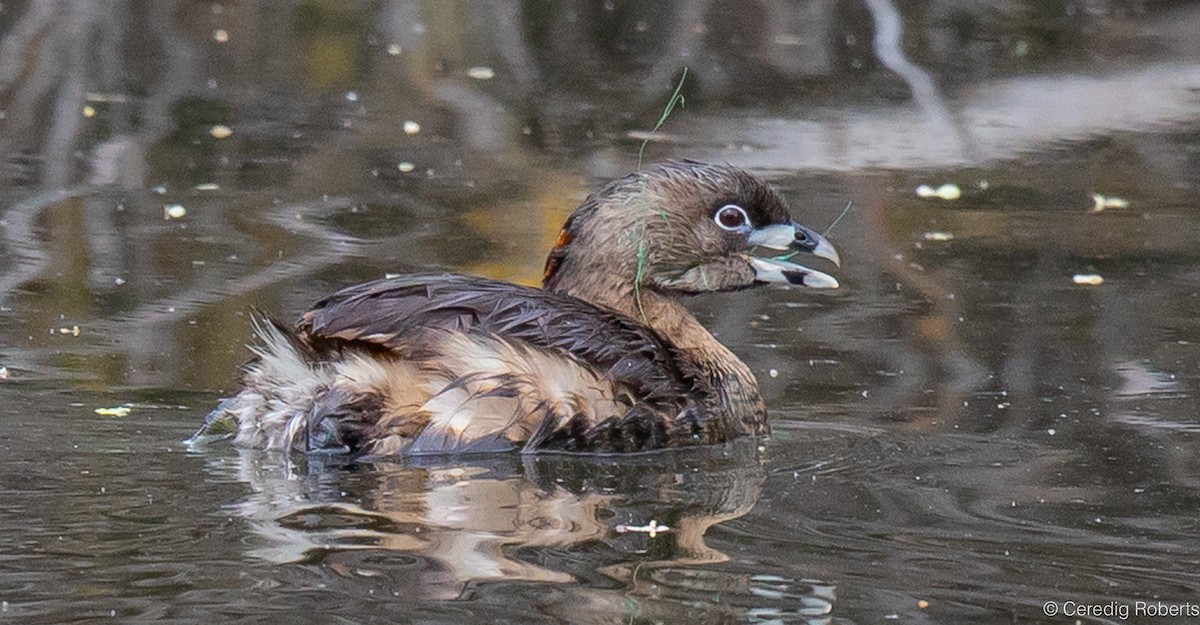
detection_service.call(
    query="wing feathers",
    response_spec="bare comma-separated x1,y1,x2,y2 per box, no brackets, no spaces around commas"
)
223,274,709,455
299,274,701,411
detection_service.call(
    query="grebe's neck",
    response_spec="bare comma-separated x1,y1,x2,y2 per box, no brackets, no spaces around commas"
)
550,274,767,434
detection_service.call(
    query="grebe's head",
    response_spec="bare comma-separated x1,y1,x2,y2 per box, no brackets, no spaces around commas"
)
543,161,839,296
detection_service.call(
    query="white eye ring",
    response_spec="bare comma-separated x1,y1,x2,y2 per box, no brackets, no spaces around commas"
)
714,204,750,231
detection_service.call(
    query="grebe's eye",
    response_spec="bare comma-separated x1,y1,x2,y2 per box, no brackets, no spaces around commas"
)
714,204,749,231
795,229,811,244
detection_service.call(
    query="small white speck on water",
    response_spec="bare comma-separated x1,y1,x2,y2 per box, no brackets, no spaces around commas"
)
213,29,229,43
397,162,415,173
387,44,402,55
345,91,358,102
466,66,495,80
1091,193,1129,212
1047,428,1057,436
403,120,421,135
768,369,779,378
916,183,961,200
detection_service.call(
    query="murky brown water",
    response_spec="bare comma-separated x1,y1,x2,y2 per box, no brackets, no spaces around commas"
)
2,1,1200,623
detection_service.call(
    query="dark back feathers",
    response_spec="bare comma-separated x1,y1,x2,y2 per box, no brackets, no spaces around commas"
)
295,273,703,418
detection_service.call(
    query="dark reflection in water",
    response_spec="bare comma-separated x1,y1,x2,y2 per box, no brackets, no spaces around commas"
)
222,442,786,612
2,1,1200,623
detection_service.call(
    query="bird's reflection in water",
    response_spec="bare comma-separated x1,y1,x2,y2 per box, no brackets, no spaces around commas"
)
219,440,835,623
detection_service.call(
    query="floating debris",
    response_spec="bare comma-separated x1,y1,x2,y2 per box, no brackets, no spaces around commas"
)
86,93,130,103
922,231,955,241
397,162,415,173
164,204,187,219
916,183,961,201
209,125,233,139
1091,193,1129,213
1073,273,1104,286
82,105,96,118
193,183,220,191
918,600,930,609
403,120,421,135
95,405,132,417
615,519,671,538
768,368,779,378
57,325,81,336
387,44,402,56
213,29,229,43
345,91,359,102
466,66,495,80
626,130,681,143
0,367,8,379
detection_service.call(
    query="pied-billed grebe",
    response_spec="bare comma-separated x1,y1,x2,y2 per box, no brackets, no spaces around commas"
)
198,161,839,455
